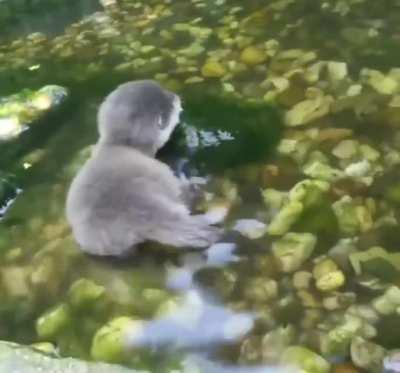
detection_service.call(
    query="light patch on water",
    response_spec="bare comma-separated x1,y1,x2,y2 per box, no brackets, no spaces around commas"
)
124,289,255,351
166,253,206,291
217,130,235,141
203,204,230,224
200,130,220,147
184,124,200,149
0,187,22,218
206,243,240,267
166,243,240,291
0,117,23,140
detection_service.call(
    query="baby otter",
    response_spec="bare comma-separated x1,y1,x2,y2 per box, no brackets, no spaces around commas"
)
66,80,221,257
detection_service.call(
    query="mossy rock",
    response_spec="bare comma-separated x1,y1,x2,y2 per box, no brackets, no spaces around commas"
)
240,46,268,66
201,61,227,78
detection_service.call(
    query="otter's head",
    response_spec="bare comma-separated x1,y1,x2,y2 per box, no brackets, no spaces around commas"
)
97,80,182,155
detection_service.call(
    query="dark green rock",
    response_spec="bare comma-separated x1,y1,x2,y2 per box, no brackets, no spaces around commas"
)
163,92,283,173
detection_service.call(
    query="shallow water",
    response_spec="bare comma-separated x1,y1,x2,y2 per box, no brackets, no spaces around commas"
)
1,0,400,372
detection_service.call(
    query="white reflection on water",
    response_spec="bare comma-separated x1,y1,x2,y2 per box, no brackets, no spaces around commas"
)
124,289,254,349
166,243,239,291
123,289,297,372
133,236,296,372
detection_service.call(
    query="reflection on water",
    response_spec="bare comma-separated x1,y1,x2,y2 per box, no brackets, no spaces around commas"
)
125,289,254,350
166,243,239,291
121,285,295,372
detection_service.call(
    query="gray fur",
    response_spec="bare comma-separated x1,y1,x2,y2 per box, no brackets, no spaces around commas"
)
66,80,221,256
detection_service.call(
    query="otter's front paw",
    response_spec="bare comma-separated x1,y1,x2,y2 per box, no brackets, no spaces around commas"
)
189,225,223,248
180,175,208,207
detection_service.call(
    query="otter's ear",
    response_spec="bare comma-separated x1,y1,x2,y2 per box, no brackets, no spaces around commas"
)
157,115,163,128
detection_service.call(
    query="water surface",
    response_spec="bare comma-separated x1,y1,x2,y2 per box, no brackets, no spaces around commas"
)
0,1,400,372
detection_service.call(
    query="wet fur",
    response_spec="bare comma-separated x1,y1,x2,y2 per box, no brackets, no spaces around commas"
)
66,80,221,256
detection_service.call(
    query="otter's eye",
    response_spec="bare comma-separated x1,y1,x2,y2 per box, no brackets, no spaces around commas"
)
157,116,163,128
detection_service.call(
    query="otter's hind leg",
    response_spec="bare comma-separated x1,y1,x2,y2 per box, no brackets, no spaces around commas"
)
148,215,222,249
73,219,139,257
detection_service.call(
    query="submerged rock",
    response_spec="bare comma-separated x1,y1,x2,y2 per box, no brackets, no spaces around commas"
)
265,179,330,236
372,286,400,315
201,60,227,78
261,325,296,363
303,159,343,182
327,61,348,81
267,201,303,236
332,196,373,236
349,246,400,280
351,337,386,372
332,140,358,159
91,317,143,363
30,256,61,297
272,232,317,273
333,363,360,373
281,346,331,373
284,95,333,126
68,278,106,310
244,277,278,303
320,314,363,356
240,46,268,66
30,342,57,354
100,0,117,7
323,292,356,311
36,303,71,340
293,271,313,290
313,258,345,292
361,69,398,95
1,265,31,298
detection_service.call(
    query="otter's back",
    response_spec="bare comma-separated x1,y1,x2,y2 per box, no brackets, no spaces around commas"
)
66,145,183,255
